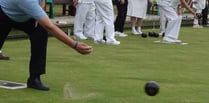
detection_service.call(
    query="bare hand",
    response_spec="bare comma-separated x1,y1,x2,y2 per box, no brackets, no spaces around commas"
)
73,0,78,6
193,12,198,19
75,42,92,55
120,0,125,4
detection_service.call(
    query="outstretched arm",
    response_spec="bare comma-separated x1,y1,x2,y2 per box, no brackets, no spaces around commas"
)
37,16,92,54
180,0,196,17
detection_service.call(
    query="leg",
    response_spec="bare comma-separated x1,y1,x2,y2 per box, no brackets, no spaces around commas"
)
14,19,49,91
94,12,105,43
136,18,143,34
160,6,182,42
193,9,203,28
73,3,89,40
159,6,167,34
114,0,128,33
94,0,119,45
0,24,11,60
0,7,12,60
84,3,96,40
130,17,139,35
202,4,208,26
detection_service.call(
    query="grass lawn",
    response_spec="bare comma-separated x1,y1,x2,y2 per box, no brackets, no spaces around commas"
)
1,27,209,103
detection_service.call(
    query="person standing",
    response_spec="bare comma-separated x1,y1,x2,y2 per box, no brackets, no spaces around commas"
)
193,0,206,28
73,0,96,40
0,0,92,91
127,0,151,35
202,0,209,27
93,0,120,45
114,0,128,37
157,0,197,43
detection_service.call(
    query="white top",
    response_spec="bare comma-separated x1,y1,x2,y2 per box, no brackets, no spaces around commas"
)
157,0,180,8
193,0,206,9
78,0,94,3
127,0,147,18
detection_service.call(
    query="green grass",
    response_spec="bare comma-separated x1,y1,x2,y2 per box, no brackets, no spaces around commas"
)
1,27,209,103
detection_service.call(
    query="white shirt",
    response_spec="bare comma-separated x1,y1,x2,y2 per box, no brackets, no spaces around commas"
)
193,0,206,9
78,0,94,3
157,0,180,7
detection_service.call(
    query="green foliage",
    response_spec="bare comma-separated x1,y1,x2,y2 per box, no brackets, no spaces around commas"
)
1,27,209,103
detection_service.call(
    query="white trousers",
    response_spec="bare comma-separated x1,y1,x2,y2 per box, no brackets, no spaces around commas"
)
159,6,167,33
94,0,116,42
74,3,95,38
160,6,182,40
193,9,202,25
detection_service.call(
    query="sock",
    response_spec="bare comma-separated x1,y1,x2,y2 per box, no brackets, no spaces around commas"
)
193,19,198,25
137,27,141,31
137,27,142,34
132,27,136,31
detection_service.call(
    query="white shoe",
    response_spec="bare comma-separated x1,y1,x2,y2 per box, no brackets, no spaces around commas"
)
132,29,140,35
193,24,203,28
159,32,165,36
94,40,106,44
115,31,128,37
86,36,95,40
106,40,120,45
137,30,143,35
74,35,87,40
163,37,182,43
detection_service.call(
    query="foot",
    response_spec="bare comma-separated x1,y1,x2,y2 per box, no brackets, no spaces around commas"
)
94,40,106,44
159,32,165,36
86,36,95,40
163,37,182,43
106,40,120,45
74,35,87,40
115,31,128,37
193,24,203,28
137,30,143,35
0,53,10,60
132,29,140,35
27,78,50,91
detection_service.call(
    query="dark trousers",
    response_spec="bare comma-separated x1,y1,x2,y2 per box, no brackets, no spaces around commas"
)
114,0,128,33
202,3,208,25
0,7,48,75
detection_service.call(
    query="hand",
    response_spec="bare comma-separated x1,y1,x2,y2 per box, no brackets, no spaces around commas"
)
193,12,197,19
74,42,93,55
196,13,202,19
73,0,78,6
120,0,125,4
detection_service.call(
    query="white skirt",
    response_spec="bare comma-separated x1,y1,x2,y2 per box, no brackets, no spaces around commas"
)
127,0,147,18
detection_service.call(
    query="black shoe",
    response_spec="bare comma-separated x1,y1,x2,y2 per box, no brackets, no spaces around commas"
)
27,78,50,91
0,53,10,60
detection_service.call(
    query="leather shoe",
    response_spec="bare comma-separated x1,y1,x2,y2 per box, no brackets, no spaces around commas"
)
27,78,50,91
0,53,10,60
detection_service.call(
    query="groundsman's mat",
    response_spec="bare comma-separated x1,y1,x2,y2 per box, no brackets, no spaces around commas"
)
0,80,27,89
154,40,189,45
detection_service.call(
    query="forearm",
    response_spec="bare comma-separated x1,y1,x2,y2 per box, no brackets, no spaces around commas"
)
181,0,195,15
37,17,76,48
47,25,76,48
